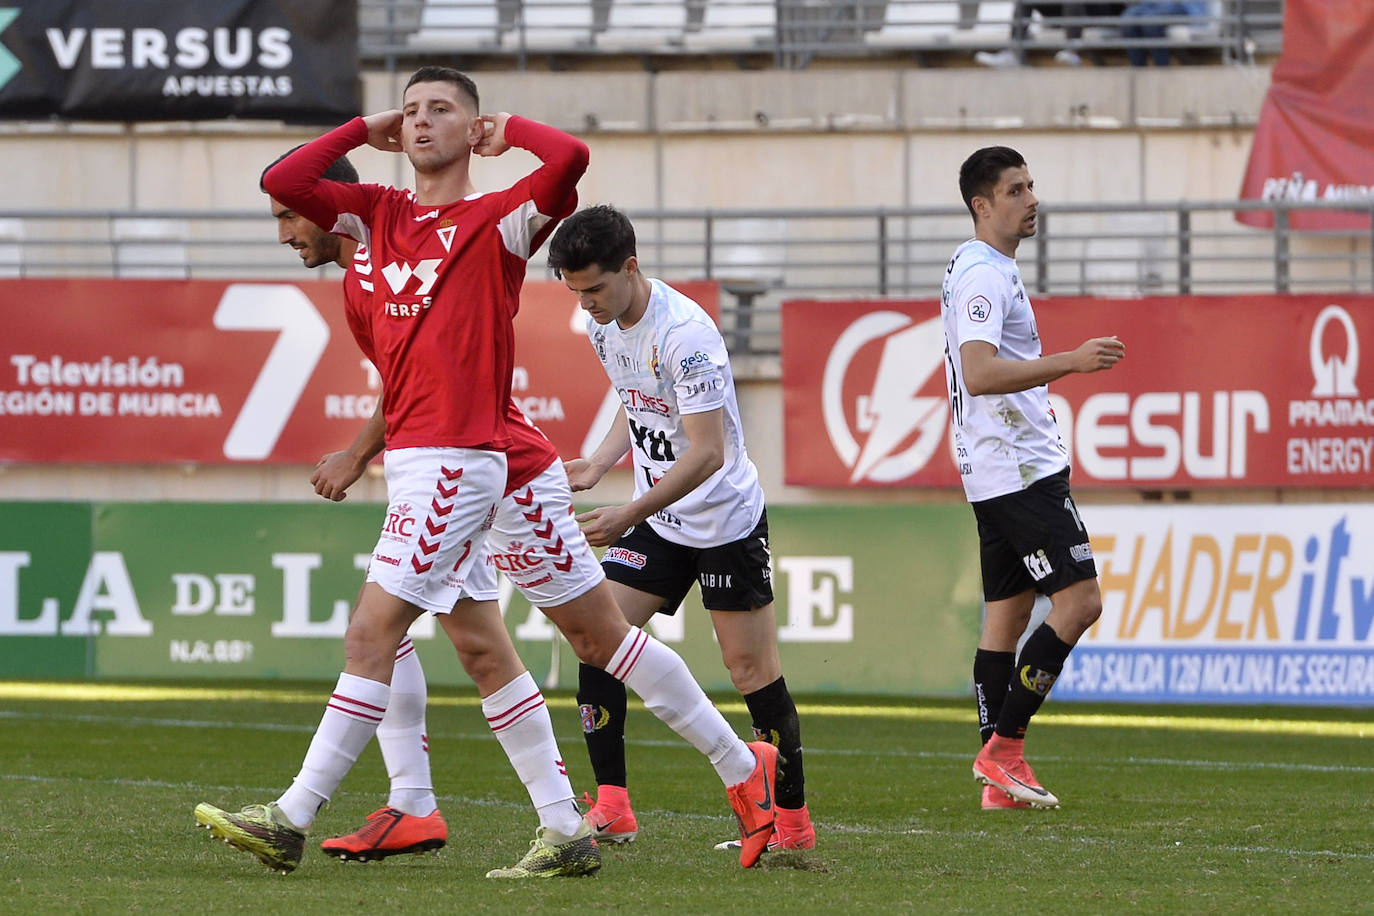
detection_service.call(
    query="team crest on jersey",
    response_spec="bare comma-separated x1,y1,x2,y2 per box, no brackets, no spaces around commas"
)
437,218,456,252
650,345,661,379
594,329,607,361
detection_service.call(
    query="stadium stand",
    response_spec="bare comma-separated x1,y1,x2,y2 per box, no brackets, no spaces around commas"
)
381,0,1279,61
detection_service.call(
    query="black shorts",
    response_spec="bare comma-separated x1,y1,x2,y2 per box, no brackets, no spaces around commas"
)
970,467,1097,602
601,510,774,614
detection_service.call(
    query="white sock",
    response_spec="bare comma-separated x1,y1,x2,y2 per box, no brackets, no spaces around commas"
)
482,671,581,835
608,628,755,787
377,637,437,816
276,673,390,831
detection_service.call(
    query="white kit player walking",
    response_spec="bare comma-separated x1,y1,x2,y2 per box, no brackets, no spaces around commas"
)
550,205,814,854
941,146,1124,811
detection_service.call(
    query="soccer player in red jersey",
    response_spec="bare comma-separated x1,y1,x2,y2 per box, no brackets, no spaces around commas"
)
196,67,778,877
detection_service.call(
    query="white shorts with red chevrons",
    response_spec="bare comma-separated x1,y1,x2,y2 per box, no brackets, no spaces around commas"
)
365,446,505,615
461,461,606,608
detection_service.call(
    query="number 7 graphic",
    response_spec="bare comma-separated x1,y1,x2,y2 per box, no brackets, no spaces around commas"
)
213,284,330,460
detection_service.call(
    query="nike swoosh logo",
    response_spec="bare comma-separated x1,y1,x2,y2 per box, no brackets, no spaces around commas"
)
413,209,439,222
754,756,773,812
593,817,619,832
998,765,1051,796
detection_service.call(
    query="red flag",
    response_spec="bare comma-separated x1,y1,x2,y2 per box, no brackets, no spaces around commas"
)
1237,0,1374,230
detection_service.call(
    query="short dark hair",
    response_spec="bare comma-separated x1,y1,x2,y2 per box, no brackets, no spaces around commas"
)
958,146,1026,220
404,65,479,111
259,145,357,193
547,205,638,277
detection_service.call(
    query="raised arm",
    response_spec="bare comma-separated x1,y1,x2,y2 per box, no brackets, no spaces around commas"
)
261,118,371,236
477,113,590,218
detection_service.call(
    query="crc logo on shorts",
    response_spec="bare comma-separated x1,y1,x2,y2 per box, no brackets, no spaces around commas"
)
822,312,950,484
604,546,647,569
967,296,991,322
1022,548,1054,581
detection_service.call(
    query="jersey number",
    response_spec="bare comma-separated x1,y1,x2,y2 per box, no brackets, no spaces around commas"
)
628,416,676,462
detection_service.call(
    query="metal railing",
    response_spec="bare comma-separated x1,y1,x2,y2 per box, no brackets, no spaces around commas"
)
358,0,1284,69
1,198,1367,355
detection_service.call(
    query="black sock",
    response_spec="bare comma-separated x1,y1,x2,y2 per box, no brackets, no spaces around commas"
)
973,649,1015,746
577,662,628,788
743,676,805,809
995,623,1074,740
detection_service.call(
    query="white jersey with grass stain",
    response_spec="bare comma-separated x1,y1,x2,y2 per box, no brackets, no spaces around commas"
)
941,239,1069,503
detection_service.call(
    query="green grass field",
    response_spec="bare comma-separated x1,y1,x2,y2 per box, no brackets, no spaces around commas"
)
3,680,1372,914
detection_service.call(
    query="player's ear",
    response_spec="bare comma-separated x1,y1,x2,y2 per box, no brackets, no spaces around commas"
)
621,255,639,277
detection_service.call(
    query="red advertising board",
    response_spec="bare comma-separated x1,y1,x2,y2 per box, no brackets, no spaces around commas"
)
783,295,1374,489
0,278,717,464
1237,0,1374,230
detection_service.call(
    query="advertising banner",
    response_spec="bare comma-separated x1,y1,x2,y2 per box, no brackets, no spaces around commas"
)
0,501,982,697
0,0,358,123
1237,0,1374,230
782,294,1374,490
0,278,717,465
1057,504,1374,706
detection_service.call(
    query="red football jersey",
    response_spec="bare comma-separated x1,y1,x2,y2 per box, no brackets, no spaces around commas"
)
345,243,559,496
266,116,588,452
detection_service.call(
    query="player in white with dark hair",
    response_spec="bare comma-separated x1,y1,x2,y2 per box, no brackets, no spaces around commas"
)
942,146,1125,811
550,205,813,855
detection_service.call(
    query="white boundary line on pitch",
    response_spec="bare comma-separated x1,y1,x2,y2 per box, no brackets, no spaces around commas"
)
4,708,1373,775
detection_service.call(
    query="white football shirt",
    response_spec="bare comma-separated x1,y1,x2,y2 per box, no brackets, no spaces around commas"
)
941,239,1069,502
588,278,763,547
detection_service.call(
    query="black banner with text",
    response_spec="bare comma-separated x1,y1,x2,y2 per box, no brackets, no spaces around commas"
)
0,0,358,123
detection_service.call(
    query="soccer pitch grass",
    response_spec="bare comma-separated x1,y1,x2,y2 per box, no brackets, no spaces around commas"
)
3,681,1372,914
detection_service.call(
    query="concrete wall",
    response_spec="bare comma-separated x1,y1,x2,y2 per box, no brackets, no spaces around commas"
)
0,64,1280,504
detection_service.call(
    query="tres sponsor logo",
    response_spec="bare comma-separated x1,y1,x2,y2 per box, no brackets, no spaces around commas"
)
619,387,671,416
604,547,647,569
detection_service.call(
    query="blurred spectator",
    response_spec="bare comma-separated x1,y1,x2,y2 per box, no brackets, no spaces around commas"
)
975,3,1127,68
1120,1,1208,66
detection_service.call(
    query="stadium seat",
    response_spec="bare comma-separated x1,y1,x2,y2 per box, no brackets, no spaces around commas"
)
1166,0,1222,43
503,0,596,51
408,0,505,50
113,218,188,279
865,0,1012,49
683,0,777,52
597,0,688,52
0,218,21,277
